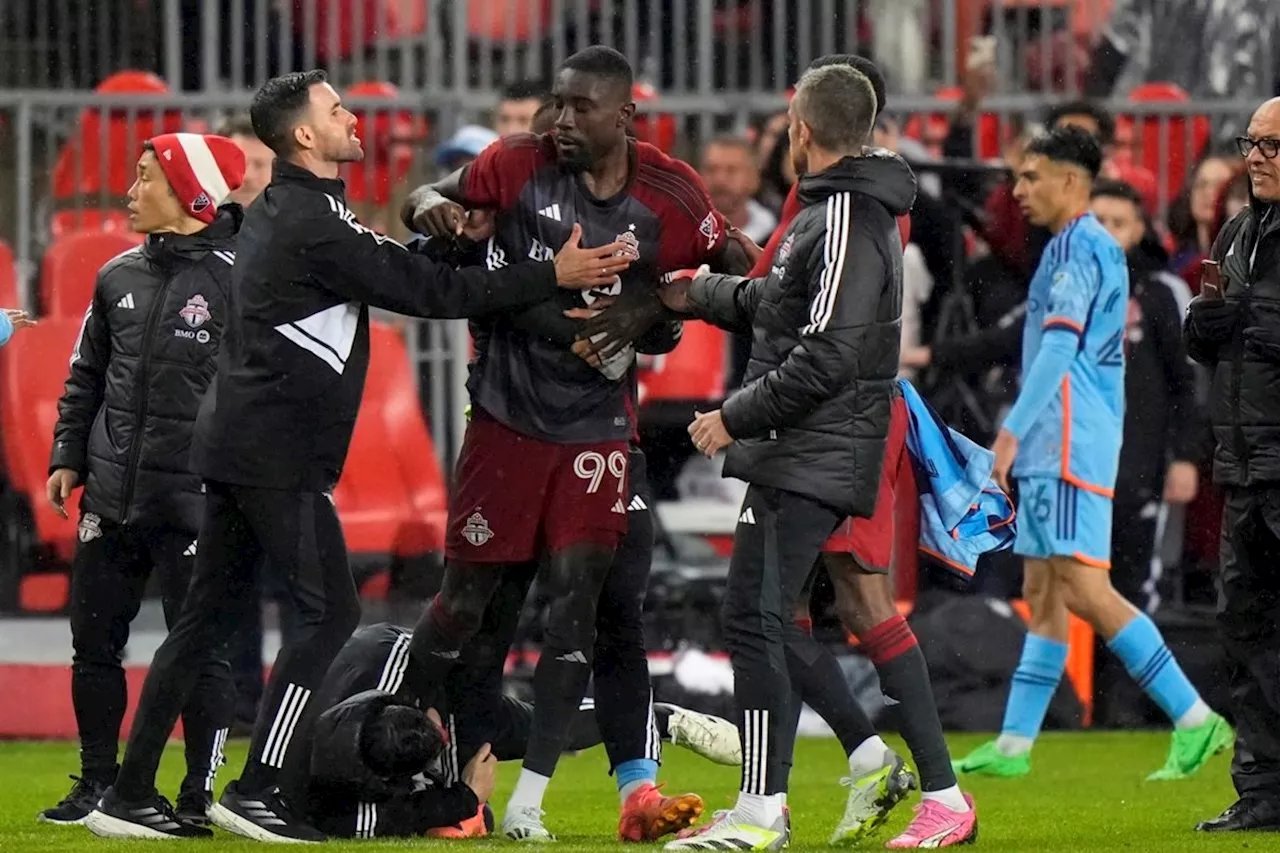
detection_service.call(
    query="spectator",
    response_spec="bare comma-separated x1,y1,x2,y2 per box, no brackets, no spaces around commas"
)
1188,96,1280,834
1169,150,1242,273
434,125,500,179
492,81,545,137
216,114,274,206
698,136,776,246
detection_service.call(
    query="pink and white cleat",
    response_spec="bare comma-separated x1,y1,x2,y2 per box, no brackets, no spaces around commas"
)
885,794,977,848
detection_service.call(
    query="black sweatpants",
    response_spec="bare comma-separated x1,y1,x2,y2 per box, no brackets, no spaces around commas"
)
114,480,361,801
69,516,234,793
1218,486,1280,800
1109,490,1163,614
725,484,843,796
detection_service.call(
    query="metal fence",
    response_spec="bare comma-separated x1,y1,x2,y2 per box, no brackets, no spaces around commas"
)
0,89,1263,461
9,0,1274,100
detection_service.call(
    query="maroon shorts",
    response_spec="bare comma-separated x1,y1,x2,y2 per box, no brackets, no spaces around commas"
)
445,409,630,562
823,395,912,572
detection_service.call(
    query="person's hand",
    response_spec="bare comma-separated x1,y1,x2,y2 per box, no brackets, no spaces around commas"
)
726,226,763,268
461,209,496,243
553,224,634,289
575,288,665,359
1187,296,1241,344
46,468,79,519
405,187,468,238
900,346,932,369
1243,325,1280,363
657,265,709,314
688,409,734,458
962,36,997,105
461,743,497,804
4,309,35,333
990,428,1018,493
1163,461,1199,505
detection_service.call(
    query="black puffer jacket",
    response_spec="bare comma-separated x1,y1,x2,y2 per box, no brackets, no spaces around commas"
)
1185,197,1280,487
50,206,240,531
690,151,915,517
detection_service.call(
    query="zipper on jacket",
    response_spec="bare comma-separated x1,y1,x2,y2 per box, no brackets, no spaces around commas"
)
119,276,174,520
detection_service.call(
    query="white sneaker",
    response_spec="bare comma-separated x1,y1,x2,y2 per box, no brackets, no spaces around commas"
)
663,810,786,850
502,806,556,843
829,750,916,846
664,704,743,766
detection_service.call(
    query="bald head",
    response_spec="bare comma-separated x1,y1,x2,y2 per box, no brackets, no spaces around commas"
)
1245,97,1280,202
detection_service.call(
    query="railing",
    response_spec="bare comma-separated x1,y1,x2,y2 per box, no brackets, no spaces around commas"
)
6,1,1272,100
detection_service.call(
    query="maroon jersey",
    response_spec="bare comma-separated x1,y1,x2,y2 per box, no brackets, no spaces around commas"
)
462,133,727,443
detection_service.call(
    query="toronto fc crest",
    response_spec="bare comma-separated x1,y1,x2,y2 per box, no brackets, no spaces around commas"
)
462,512,493,546
179,294,212,328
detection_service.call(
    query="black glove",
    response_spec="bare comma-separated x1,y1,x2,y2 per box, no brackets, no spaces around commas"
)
1187,297,1241,344
1243,325,1280,363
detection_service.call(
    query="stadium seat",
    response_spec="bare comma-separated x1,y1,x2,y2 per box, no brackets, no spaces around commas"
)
50,71,184,201
0,320,83,560
291,0,427,63
344,81,427,207
637,320,727,405
1118,82,1211,201
0,240,18,311
632,82,678,155
467,0,552,42
49,209,133,240
41,230,142,318
905,86,1004,161
334,323,446,561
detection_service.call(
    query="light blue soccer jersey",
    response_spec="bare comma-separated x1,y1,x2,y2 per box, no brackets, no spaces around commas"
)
1008,212,1129,494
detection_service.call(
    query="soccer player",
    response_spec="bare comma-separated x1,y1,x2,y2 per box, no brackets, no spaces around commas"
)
38,134,244,830
400,46,750,842
953,125,1232,781
84,70,630,843
653,64,914,851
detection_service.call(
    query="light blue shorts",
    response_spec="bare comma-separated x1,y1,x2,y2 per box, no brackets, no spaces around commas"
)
1013,477,1113,568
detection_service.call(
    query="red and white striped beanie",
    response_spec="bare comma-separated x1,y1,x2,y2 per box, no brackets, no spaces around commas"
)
147,133,246,224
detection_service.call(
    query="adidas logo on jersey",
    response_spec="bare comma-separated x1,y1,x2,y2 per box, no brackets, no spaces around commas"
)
538,203,562,221
183,540,197,557
117,293,136,309
555,650,588,664
627,495,647,512
738,507,757,525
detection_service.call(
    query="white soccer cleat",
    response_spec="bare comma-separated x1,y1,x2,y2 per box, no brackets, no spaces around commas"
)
663,810,786,851
829,750,916,845
665,705,743,766
502,806,556,843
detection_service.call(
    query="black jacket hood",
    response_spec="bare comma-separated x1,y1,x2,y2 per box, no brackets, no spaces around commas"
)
797,149,917,216
310,690,400,800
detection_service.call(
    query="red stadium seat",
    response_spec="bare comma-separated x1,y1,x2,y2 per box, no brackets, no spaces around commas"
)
1118,82,1211,201
632,82,678,155
49,209,133,240
41,231,142,318
467,0,552,42
0,320,83,559
50,71,184,201
903,86,1003,161
291,0,428,62
343,81,427,207
333,323,446,558
637,320,727,404
0,240,18,310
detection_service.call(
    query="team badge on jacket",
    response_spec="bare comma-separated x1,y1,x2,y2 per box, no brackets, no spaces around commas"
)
180,294,212,328
78,512,103,543
462,512,493,546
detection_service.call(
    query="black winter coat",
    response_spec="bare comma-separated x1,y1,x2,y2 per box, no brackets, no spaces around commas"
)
689,152,915,517
1185,198,1280,487
50,207,240,531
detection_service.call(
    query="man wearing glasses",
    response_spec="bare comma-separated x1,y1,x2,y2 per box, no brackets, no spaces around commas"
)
1187,97,1280,833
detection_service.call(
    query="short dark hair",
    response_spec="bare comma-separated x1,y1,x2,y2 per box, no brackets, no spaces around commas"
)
361,704,443,778
500,80,547,103
1025,125,1103,179
561,45,634,94
1091,178,1144,209
806,54,887,120
792,64,877,151
216,113,258,140
250,69,328,157
1045,99,1114,146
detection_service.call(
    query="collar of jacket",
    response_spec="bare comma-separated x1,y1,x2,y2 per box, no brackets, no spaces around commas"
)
271,158,348,199
796,147,917,216
144,203,242,265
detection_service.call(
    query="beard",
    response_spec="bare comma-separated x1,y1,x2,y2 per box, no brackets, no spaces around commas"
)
556,147,593,174
323,133,364,164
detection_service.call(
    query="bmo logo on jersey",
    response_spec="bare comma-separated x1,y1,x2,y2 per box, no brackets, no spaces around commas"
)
528,239,554,261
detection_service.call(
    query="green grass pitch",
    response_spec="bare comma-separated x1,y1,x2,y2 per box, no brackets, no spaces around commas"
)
0,732,1247,852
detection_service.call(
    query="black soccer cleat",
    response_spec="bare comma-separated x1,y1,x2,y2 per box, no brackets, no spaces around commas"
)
175,788,213,828
83,786,214,838
209,780,325,844
37,775,108,825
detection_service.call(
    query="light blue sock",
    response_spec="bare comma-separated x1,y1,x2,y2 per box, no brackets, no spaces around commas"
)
1000,633,1069,740
616,758,658,803
1107,612,1200,723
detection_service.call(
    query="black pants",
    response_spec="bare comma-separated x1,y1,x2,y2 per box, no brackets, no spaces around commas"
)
69,516,234,792
1110,489,1163,614
228,567,299,729
725,484,842,796
1219,486,1280,800
115,481,362,801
